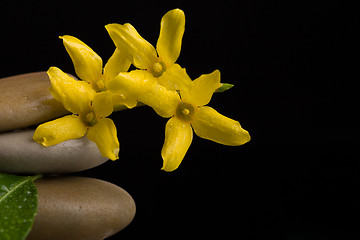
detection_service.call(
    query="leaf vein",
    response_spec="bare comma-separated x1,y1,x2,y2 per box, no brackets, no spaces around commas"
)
0,175,39,204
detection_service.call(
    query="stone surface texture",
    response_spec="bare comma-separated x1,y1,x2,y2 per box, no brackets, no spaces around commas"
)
27,176,136,240
0,72,69,132
0,129,108,174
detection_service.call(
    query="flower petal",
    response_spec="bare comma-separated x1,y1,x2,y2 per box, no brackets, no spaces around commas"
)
103,48,131,81
107,70,180,118
191,106,250,146
158,63,192,91
156,9,185,66
33,115,87,146
61,35,103,84
161,117,193,172
181,70,222,106
112,94,138,110
87,118,119,160
92,91,113,118
47,67,95,115
105,23,157,70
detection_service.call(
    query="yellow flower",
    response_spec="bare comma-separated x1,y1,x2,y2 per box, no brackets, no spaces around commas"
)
60,35,137,109
33,67,119,160
107,70,180,118
105,9,187,91
107,69,250,171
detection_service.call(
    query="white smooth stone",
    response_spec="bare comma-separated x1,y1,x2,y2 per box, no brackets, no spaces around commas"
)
0,129,108,174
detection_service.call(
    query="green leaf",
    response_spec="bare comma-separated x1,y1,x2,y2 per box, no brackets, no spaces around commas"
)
216,83,234,93
0,173,41,240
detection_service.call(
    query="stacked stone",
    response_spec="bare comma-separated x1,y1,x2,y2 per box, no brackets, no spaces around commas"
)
0,72,135,240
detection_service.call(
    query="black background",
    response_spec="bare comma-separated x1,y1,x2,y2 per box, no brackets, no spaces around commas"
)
1,0,359,239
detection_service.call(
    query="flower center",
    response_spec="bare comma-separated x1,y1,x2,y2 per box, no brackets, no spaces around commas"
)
94,79,106,92
175,102,197,123
85,111,98,127
151,61,167,77
182,108,190,116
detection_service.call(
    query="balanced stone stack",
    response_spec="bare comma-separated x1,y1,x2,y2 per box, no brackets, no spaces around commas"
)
0,72,135,240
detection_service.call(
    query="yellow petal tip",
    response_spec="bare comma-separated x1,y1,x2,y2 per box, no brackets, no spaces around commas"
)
32,134,48,147
109,147,120,161
161,161,178,172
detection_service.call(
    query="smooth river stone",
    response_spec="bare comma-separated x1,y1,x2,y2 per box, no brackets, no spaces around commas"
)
0,72,69,132
27,176,136,240
0,128,108,174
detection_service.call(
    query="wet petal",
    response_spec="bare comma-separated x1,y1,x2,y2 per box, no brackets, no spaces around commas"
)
92,91,113,118
87,118,119,160
158,64,192,91
103,48,131,81
107,70,180,118
105,23,157,70
47,67,95,115
191,106,250,146
181,70,222,106
161,117,193,172
61,35,103,84
112,94,138,110
33,115,87,146
156,9,185,66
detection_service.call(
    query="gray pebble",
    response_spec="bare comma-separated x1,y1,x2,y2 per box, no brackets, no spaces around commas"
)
0,129,108,174
27,176,135,240
0,72,70,132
